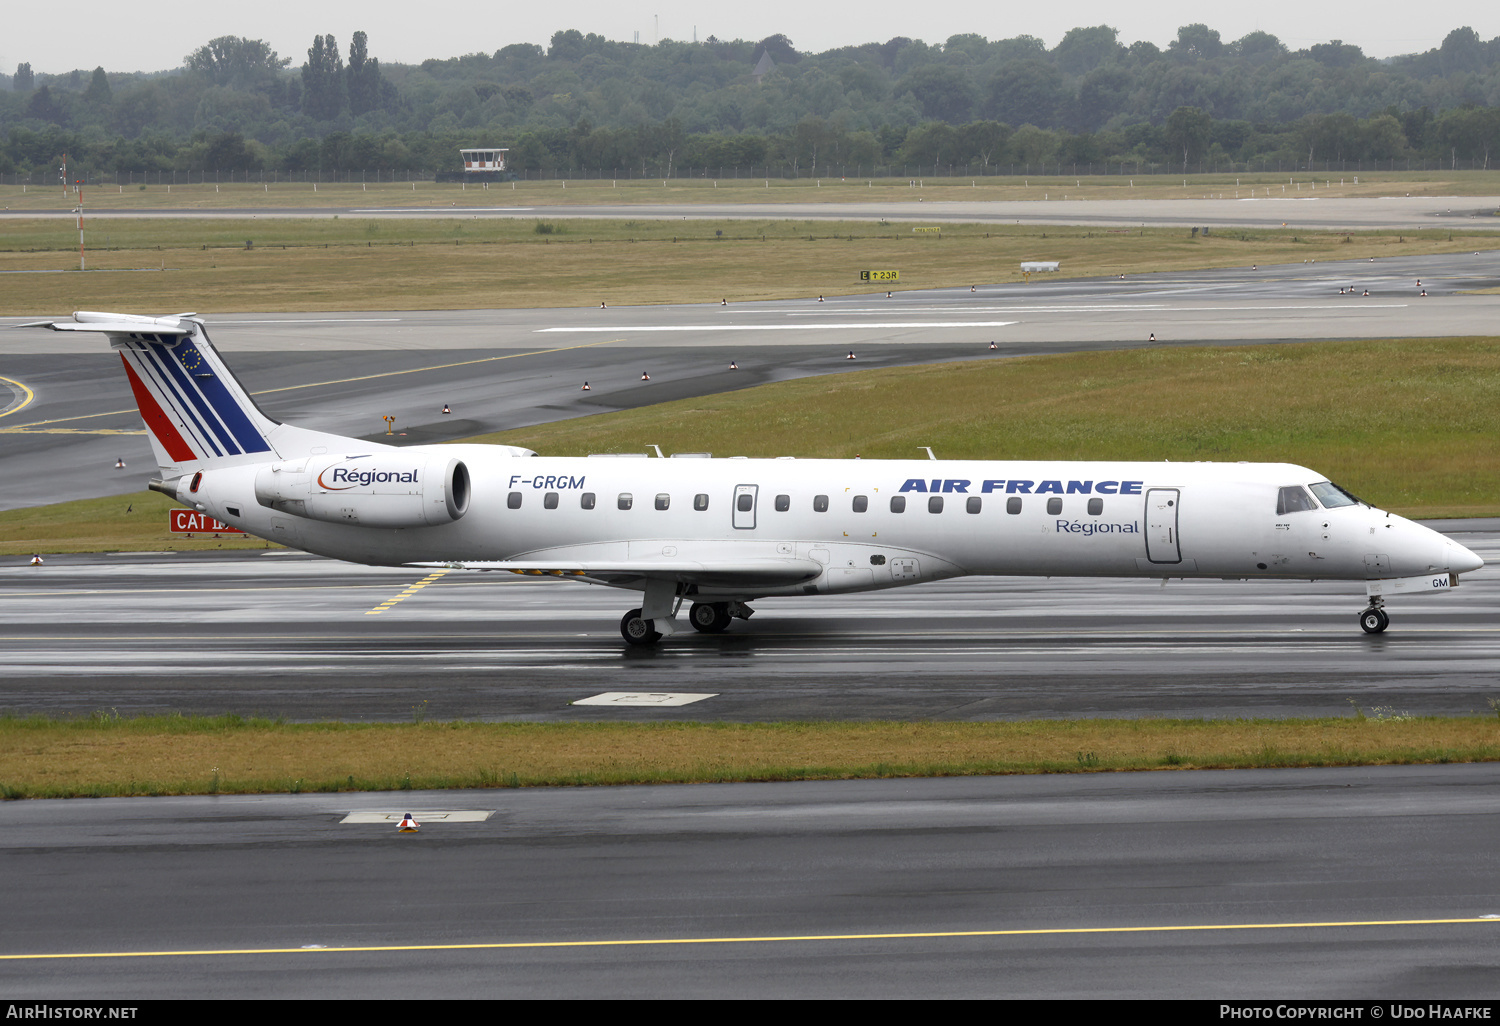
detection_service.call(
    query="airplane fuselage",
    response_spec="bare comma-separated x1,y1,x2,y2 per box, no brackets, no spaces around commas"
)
186,449,1465,600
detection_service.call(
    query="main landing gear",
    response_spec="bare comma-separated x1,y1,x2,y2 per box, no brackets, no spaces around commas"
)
620,608,661,646
1359,599,1390,634
619,602,751,645
688,602,733,634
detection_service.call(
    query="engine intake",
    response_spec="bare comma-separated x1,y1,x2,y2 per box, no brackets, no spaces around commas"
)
254,453,470,528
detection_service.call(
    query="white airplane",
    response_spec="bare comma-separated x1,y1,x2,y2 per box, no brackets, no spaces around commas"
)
35,310,1484,645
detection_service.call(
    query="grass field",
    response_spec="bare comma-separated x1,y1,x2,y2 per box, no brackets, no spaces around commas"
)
0,215,1495,315
470,337,1500,519
0,490,271,555
4,170,1500,212
2,336,1495,556
1,711,1495,799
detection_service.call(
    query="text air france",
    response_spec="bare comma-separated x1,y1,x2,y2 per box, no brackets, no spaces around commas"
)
899,479,1144,495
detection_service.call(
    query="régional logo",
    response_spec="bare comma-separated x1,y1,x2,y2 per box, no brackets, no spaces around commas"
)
317,466,419,490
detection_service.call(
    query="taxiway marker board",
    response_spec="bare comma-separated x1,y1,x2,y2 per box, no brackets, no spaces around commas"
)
340,811,494,824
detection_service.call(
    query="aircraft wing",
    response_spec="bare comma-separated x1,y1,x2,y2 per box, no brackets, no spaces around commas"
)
408,557,823,588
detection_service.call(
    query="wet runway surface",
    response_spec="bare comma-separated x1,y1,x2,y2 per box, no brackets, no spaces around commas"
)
4,766,1499,998
3,524,1494,722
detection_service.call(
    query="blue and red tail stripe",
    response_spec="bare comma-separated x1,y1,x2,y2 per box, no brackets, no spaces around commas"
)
130,336,272,458
119,354,197,463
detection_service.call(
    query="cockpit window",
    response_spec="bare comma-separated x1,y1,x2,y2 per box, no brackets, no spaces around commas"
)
1276,485,1319,515
1308,481,1359,508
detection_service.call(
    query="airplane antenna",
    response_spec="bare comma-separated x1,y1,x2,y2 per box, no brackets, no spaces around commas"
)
921,447,937,460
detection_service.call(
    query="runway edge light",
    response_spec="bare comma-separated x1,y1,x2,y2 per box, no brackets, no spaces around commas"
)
398,813,419,833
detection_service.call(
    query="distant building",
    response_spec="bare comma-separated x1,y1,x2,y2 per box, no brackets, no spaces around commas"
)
436,147,515,183
751,50,776,84
460,148,508,172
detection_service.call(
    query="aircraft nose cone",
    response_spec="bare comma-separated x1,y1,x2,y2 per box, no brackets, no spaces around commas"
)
1447,540,1485,575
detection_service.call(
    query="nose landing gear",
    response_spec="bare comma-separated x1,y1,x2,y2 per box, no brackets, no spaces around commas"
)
1359,602,1390,634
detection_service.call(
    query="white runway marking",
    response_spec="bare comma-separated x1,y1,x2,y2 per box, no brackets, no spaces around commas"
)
537,322,1020,332
349,207,535,213
573,692,718,706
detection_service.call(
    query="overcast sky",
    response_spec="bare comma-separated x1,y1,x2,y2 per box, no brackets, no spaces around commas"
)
5,1,1498,75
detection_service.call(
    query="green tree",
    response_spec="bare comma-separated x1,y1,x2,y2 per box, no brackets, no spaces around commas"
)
1009,123,1058,165
301,34,347,120
186,36,290,90
14,62,34,91
1053,26,1120,76
83,67,111,105
986,60,1066,127
1169,25,1222,61
1165,105,1212,168
958,120,1011,169
1231,32,1284,60
1438,27,1485,76
548,29,586,61
347,31,387,116
894,64,975,123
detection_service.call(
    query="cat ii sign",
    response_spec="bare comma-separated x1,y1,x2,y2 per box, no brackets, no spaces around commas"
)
169,509,244,534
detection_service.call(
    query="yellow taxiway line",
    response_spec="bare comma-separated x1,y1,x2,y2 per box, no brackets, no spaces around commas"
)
364,570,450,615
0,374,36,420
0,916,1494,961
0,339,619,434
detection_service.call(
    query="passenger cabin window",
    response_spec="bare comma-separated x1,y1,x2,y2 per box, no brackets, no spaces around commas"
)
774,494,790,512
581,492,596,510
1007,497,1022,515
813,495,829,512
618,492,633,511
544,492,559,509
852,495,868,513
1087,497,1103,516
890,495,906,513
507,492,522,509
1046,497,1063,515
928,496,944,513
655,493,670,511
694,494,709,511
966,497,982,514
1308,481,1358,508
736,493,753,513
1276,486,1319,515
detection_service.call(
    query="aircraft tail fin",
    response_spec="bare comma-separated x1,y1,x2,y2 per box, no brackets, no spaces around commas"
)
38,311,377,478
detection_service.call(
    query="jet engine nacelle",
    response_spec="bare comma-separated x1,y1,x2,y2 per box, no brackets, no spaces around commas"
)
253,452,470,528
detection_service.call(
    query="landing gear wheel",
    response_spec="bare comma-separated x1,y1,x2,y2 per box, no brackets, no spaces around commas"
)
620,608,662,646
689,602,733,634
1359,608,1389,634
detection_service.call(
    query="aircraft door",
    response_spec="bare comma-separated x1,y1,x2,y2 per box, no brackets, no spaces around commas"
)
732,484,758,530
1145,488,1181,564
